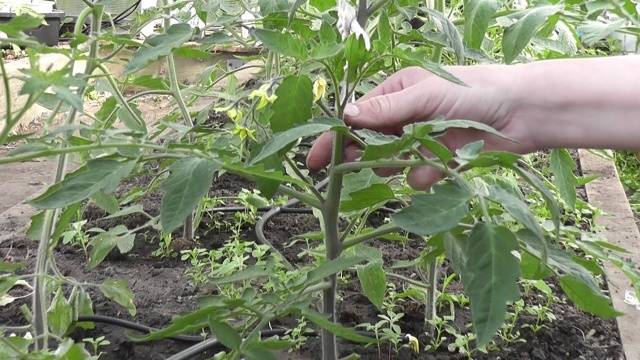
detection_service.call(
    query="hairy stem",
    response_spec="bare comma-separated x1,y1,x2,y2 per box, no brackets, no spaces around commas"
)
320,132,346,360
32,5,103,350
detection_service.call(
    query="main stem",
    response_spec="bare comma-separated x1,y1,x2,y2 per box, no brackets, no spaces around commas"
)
32,5,102,350
320,132,345,360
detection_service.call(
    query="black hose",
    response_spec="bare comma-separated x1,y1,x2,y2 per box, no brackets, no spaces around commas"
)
76,315,203,343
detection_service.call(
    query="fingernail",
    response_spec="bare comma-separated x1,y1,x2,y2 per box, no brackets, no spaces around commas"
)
344,103,360,117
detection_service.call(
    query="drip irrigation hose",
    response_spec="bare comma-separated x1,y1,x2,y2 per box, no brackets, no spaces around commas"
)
76,315,203,343
254,178,330,270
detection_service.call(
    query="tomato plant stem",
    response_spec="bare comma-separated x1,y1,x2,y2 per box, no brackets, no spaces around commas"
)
320,131,346,360
32,6,104,350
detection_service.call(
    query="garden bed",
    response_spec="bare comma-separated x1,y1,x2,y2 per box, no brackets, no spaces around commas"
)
0,154,628,360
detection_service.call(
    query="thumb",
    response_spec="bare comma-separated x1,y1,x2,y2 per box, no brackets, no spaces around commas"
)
344,85,432,131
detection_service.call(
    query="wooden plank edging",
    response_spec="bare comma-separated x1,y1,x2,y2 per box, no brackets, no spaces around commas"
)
579,149,640,360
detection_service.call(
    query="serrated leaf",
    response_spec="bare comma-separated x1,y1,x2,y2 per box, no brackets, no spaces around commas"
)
125,23,193,74
0,13,44,37
392,182,473,235
209,319,242,350
100,279,136,316
340,184,395,212
30,160,136,209
502,6,560,63
356,129,414,161
299,307,375,343
357,262,386,310
88,225,129,268
550,149,577,210
48,289,73,337
464,0,500,49
209,266,268,285
160,157,220,233
253,28,307,59
427,119,513,141
462,223,520,346
117,103,146,133
268,75,313,132
251,118,345,164
559,275,621,318
426,8,465,64
392,48,466,86
91,192,119,214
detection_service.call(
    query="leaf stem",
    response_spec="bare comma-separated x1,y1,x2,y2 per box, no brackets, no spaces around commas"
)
342,223,401,249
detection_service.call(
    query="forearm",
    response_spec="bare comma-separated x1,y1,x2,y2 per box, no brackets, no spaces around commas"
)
509,56,640,150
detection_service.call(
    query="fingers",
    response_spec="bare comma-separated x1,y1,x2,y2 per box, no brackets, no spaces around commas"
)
344,84,428,132
407,165,444,190
306,132,333,170
306,132,361,170
358,66,431,101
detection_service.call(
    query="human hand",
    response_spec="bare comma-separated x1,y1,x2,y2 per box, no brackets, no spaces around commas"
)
306,65,538,190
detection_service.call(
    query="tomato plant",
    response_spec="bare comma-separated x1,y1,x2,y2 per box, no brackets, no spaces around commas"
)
1,0,640,359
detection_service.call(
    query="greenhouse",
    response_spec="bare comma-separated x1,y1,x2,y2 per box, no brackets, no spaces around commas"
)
1,0,640,359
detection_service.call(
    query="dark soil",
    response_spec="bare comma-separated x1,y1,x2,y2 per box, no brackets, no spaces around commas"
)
0,167,625,360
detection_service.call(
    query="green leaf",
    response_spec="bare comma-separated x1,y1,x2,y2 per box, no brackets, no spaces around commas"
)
502,6,560,63
0,275,18,296
464,0,500,49
100,279,136,316
289,0,307,25
342,169,384,200
377,11,392,46
550,149,577,210
95,96,118,124
310,42,344,60
125,23,193,74
30,160,136,209
310,0,335,11
299,307,375,343
559,275,621,318
514,167,561,240
129,75,169,90
356,129,414,161
392,182,473,236
426,9,465,64
518,229,600,291
306,256,366,284
357,262,386,310
132,305,218,341
392,48,466,86
0,13,44,38
268,75,313,132
486,182,546,241
118,103,147,133
160,157,220,233
341,184,395,212
209,266,269,285
0,262,26,273
463,224,520,346
91,192,119,214
73,289,95,330
209,319,242,350
88,225,130,268
251,118,345,164
425,119,513,141
253,28,307,59
48,289,73,337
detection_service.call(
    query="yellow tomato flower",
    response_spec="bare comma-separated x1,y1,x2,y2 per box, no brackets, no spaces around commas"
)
233,124,256,141
313,77,327,102
249,83,277,110
405,334,419,353
226,108,243,123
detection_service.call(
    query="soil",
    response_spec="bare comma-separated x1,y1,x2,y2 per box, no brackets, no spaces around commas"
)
0,164,625,360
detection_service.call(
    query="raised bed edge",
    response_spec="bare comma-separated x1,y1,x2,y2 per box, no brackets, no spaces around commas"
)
579,149,640,360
